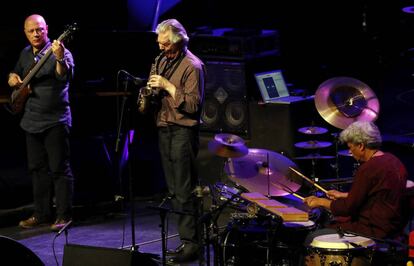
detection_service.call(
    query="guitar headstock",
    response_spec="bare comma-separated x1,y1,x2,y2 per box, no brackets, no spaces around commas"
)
58,23,79,42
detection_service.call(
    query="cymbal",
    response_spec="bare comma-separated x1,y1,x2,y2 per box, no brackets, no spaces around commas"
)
294,140,332,149
224,148,302,196
298,126,328,135
315,77,380,129
294,153,335,160
338,149,352,157
208,133,248,158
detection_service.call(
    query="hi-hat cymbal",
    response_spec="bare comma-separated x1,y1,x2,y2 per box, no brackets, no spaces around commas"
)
294,140,332,149
224,148,302,196
208,133,248,158
315,77,380,129
294,153,335,160
338,149,352,157
298,126,328,135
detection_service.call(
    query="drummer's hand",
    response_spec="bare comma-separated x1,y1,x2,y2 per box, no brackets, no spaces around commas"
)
326,190,348,200
304,196,320,208
304,196,332,210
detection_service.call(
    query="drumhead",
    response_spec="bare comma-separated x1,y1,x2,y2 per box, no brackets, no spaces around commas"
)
283,220,315,228
310,233,375,249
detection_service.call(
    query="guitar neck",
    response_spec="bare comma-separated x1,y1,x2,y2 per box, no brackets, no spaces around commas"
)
20,46,53,89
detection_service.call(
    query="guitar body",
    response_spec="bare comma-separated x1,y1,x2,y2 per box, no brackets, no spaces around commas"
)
10,86,31,114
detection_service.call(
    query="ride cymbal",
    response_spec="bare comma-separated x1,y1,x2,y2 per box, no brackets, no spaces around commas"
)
224,148,302,196
208,133,248,158
315,77,380,129
298,126,328,135
294,140,332,149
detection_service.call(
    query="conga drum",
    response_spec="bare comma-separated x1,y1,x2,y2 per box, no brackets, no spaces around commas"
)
308,233,375,266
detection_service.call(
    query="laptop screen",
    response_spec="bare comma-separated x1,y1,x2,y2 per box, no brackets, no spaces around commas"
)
254,70,290,102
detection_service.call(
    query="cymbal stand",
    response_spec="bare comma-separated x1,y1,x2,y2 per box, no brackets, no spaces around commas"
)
310,158,317,182
332,132,340,179
266,152,270,197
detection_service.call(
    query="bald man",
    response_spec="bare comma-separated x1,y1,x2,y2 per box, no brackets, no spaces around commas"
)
8,14,74,232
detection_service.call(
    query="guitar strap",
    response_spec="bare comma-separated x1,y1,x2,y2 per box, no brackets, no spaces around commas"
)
34,41,52,62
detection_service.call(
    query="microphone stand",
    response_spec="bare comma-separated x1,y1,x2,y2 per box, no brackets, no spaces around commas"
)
146,205,194,266
114,75,141,253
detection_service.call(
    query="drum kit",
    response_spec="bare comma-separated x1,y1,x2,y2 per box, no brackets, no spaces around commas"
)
200,76,382,265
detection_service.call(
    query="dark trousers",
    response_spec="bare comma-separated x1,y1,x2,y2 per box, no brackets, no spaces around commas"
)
158,125,199,244
26,124,73,221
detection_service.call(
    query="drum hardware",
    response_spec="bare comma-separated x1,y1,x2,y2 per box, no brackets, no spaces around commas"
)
224,148,302,197
295,140,332,180
314,76,380,130
198,187,245,266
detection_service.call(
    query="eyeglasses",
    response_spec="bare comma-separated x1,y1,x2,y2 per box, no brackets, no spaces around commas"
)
25,27,45,35
157,40,172,47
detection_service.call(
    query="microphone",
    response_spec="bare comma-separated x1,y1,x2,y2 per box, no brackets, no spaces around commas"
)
56,220,73,236
119,70,146,86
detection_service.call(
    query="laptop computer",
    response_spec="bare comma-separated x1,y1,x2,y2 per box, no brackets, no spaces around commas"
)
254,70,311,104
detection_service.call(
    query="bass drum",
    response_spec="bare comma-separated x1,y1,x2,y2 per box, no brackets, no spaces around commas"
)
308,233,376,266
221,217,315,266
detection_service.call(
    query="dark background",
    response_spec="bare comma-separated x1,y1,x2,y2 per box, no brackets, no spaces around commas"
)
0,0,413,209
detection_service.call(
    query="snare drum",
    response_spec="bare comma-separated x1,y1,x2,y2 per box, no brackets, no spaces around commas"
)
308,233,375,266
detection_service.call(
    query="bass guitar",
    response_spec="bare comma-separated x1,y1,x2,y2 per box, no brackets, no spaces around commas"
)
9,23,78,115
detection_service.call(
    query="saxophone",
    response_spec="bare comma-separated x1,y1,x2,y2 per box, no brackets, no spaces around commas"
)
137,84,153,114
137,53,163,114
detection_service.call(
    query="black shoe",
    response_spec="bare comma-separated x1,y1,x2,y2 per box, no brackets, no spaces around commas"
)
166,243,185,256
168,243,199,263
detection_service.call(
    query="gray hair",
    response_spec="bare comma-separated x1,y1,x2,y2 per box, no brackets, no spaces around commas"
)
339,121,382,149
156,19,189,46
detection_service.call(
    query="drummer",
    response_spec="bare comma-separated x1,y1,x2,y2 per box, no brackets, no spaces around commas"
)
303,121,408,241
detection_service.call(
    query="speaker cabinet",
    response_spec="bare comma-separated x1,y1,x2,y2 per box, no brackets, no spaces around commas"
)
201,61,249,136
63,244,158,266
0,235,44,266
248,99,327,159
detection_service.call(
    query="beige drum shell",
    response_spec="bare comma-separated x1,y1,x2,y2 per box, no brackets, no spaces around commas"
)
310,234,375,249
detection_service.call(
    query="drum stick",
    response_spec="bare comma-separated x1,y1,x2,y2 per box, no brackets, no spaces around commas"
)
270,182,304,201
289,167,329,194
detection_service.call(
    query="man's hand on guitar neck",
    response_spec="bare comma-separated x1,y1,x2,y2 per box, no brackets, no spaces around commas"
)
52,40,68,75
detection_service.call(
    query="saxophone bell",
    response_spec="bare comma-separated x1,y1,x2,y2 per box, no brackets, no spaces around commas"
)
137,85,154,114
